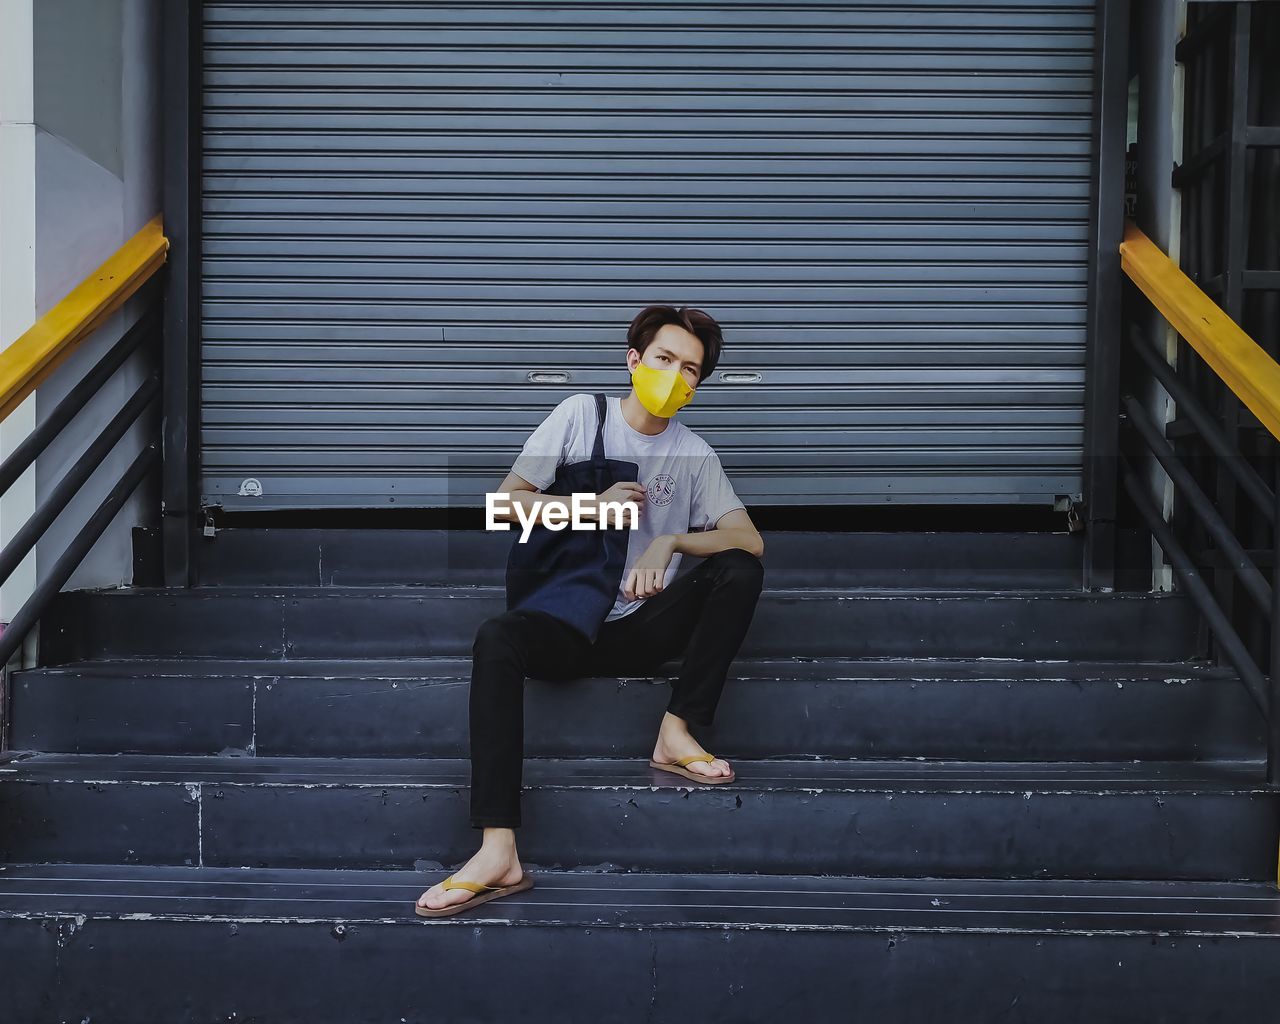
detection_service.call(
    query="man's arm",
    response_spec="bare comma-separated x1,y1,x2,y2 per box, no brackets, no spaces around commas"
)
670,508,764,559
620,508,763,600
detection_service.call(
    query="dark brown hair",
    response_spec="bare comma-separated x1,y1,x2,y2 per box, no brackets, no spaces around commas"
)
626,305,724,382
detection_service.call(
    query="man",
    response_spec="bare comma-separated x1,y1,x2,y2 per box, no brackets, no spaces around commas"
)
416,305,765,917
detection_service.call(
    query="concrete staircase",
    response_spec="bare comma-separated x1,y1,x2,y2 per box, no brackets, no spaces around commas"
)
2,529,1278,1022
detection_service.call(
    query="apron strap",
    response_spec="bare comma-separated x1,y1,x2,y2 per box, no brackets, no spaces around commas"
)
591,392,607,463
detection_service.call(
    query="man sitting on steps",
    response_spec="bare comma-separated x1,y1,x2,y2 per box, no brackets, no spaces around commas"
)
416,304,766,916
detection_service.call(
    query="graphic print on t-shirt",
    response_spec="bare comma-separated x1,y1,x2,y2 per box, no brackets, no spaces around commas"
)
508,393,746,622
647,472,676,508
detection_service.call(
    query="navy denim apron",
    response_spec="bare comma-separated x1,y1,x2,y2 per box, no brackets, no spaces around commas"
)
504,393,640,644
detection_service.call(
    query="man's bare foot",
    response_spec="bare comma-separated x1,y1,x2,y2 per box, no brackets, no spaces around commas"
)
651,713,732,778
417,829,525,911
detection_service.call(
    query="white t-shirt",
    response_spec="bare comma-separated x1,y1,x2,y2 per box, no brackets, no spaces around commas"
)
508,393,746,621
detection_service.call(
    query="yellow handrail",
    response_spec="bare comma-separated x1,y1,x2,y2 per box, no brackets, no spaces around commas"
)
1119,220,1280,441
0,215,168,423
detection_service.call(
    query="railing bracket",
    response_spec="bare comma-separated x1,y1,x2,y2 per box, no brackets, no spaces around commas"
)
1067,508,1083,534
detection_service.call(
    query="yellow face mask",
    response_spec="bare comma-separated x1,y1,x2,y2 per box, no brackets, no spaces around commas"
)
630,360,696,418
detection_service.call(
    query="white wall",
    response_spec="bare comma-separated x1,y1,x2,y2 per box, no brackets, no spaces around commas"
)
0,0,40,663
0,0,162,660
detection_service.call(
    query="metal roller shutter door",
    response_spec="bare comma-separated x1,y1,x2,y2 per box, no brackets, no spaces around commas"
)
200,0,1096,510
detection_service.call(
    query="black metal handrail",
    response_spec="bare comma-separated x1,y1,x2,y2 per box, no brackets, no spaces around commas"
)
0,290,163,671
1118,330,1280,786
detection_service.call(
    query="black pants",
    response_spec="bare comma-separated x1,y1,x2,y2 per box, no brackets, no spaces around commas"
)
468,546,765,829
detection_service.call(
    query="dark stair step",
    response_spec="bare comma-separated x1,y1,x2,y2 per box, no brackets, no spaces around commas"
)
9,656,1262,761
1,862,1277,1022
40,585,1202,662
189,527,1087,590
1,753,1273,880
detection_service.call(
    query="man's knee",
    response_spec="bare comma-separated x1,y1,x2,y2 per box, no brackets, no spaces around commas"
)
472,611,527,658
707,547,764,590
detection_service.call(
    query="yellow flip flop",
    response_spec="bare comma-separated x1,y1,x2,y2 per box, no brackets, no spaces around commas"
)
648,752,736,784
414,872,535,918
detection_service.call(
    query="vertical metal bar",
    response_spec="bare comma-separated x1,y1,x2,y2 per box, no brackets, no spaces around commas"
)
1174,4,1209,654
161,0,204,587
1224,3,1250,321
1083,0,1132,592
1270,454,1280,789
1211,3,1252,662
1136,0,1175,251
1136,0,1178,593
1182,3,1220,658
1254,4,1280,366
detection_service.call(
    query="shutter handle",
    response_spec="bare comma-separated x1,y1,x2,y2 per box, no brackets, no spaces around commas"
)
527,370,571,384
718,371,762,384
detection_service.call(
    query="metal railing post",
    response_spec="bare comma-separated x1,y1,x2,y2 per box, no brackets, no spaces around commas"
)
1270,456,1280,787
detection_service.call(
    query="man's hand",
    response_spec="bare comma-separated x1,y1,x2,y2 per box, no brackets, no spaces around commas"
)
622,534,678,600
591,481,646,527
